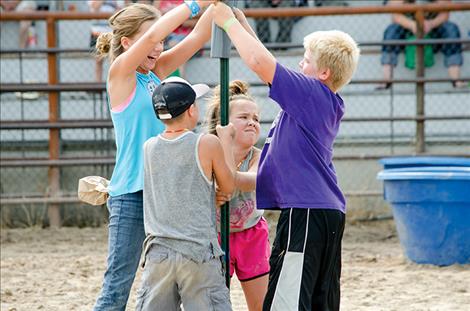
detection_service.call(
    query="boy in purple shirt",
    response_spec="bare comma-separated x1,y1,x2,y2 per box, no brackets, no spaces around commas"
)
213,3,360,311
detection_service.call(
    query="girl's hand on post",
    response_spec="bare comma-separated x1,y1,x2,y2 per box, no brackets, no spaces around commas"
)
216,123,235,144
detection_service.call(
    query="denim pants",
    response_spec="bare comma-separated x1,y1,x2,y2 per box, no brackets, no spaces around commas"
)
381,21,463,67
94,191,146,311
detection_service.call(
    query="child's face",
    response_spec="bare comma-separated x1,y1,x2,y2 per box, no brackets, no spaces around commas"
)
299,50,319,78
123,20,164,73
229,100,260,148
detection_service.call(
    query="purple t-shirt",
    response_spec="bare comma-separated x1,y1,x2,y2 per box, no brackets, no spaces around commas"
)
256,62,346,213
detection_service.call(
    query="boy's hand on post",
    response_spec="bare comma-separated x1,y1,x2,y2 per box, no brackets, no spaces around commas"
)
216,189,231,206
212,1,235,28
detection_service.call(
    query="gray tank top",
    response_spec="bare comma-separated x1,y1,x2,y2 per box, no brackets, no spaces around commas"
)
225,148,264,233
143,131,223,263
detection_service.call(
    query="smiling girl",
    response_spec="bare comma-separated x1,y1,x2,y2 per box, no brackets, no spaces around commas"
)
206,80,270,311
93,2,214,309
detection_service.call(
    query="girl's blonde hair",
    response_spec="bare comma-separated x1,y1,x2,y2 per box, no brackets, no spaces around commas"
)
95,3,161,62
303,30,360,91
205,80,255,135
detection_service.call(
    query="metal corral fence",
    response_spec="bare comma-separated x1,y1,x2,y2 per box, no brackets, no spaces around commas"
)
1,1,470,227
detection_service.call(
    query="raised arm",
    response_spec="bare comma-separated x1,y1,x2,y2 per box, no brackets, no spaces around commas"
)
200,133,235,196
111,1,211,80
155,0,198,28
154,4,214,79
212,2,276,84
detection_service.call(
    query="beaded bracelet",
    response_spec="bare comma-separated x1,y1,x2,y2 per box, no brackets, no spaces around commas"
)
184,0,200,19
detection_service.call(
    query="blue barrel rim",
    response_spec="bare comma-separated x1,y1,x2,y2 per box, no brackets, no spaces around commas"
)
379,156,470,167
377,166,470,180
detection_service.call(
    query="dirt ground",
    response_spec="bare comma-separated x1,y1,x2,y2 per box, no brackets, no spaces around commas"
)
1,219,469,311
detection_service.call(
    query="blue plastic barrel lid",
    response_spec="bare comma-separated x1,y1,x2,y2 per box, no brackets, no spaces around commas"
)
377,166,470,203
377,166,470,181
379,157,470,170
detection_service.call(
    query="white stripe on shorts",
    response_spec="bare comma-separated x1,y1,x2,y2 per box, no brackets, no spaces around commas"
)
270,209,310,311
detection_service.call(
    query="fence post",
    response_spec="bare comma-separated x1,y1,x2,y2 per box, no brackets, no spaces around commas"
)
415,10,425,153
46,17,61,227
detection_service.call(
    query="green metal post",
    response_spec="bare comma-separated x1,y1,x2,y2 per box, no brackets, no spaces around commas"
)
210,0,237,289
220,58,230,287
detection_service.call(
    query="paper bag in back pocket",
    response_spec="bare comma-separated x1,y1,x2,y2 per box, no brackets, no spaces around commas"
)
78,176,110,206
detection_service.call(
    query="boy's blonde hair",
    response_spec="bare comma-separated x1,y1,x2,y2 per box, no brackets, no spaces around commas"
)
95,3,161,62
205,80,255,135
303,30,360,91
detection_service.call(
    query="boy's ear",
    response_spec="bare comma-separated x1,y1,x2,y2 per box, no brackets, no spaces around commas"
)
318,68,331,82
188,103,196,117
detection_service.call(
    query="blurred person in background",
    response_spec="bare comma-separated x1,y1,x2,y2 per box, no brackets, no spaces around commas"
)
378,0,466,89
0,0,38,48
244,0,308,49
88,0,125,82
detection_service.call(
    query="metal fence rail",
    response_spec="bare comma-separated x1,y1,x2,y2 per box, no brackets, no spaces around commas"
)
1,3,470,226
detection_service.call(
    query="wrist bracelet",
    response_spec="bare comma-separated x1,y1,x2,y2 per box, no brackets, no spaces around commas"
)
223,17,237,33
184,0,200,19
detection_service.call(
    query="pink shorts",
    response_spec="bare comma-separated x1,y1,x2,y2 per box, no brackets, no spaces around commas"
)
227,217,271,282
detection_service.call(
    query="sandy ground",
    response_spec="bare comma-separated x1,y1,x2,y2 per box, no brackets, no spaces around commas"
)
1,219,470,311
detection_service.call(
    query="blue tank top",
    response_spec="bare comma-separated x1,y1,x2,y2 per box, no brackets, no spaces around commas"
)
108,71,164,196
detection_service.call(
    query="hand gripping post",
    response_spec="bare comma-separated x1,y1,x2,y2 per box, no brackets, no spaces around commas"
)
210,0,237,288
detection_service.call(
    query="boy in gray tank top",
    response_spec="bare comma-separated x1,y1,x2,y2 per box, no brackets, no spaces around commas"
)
136,77,235,311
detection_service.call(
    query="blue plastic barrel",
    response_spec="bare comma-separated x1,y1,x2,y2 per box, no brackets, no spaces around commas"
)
379,156,470,170
377,166,470,266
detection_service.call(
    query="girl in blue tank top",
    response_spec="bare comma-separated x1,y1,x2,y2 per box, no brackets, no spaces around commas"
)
92,2,216,310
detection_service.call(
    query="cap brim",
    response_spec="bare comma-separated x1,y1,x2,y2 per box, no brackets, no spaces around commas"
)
192,84,210,99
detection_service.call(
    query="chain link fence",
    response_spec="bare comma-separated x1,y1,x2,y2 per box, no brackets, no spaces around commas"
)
1,1,469,226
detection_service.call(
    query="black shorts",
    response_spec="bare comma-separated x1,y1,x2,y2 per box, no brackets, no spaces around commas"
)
263,208,345,311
